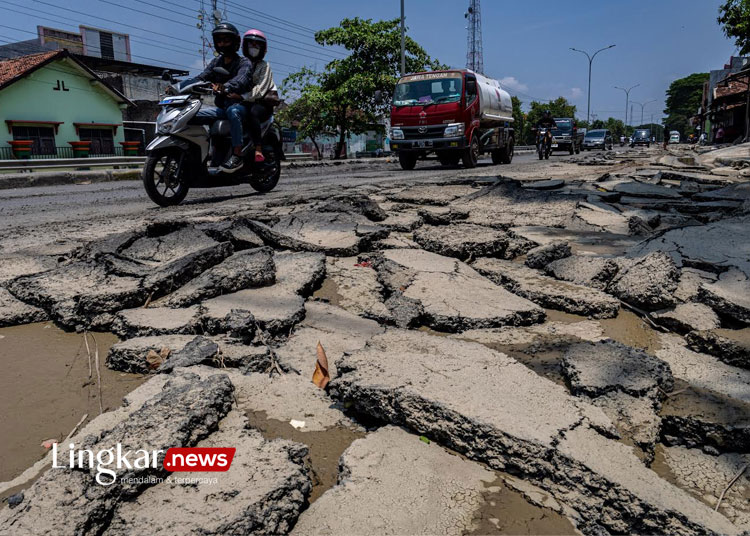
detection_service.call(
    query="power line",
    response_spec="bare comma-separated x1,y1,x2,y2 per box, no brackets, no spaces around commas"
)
3,4,306,75
4,3,200,59
144,0,347,59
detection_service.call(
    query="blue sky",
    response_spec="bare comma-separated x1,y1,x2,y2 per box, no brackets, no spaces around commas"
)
0,0,737,124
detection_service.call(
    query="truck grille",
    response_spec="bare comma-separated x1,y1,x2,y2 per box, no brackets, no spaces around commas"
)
401,125,447,139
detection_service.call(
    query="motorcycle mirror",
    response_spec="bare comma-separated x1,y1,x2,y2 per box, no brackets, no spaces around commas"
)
161,70,174,82
213,66,230,76
374,90,383,104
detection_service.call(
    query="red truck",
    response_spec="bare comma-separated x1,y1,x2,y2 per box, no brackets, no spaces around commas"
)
389,69,515,170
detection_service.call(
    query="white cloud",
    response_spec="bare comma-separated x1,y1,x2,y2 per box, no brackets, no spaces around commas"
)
499,76,529,93
569,87,584,99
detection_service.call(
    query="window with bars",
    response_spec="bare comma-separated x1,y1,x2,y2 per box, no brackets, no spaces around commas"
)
12,126,56,155
79,127,115,155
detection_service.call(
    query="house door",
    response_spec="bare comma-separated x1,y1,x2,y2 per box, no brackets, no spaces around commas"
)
79,128,115,155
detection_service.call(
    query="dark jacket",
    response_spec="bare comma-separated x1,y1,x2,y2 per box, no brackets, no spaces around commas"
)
195,54,252,108
536,116,557,129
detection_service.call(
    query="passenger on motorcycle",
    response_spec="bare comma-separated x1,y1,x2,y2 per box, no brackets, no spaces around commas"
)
184,23,252,173
534,110,556,148
236,29,279,164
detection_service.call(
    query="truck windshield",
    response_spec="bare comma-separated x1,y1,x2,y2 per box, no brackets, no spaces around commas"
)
393,76,463,107
635,130,649,138
553,120,572,135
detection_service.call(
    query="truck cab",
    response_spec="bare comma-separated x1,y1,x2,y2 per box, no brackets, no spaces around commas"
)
551,118,582,155
389,70,515,170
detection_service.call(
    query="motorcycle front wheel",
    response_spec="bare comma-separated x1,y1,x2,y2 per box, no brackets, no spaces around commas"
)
142,150,190,207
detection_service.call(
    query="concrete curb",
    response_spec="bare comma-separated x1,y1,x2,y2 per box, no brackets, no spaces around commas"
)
0,169,143,190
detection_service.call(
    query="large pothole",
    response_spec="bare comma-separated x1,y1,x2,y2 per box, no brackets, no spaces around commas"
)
0,322,144,494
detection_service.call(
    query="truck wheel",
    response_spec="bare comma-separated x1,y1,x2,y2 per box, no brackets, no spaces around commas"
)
493,138,514,164
438,151,460,166
569,144,574,155
462,136,479,168
398,152,417,170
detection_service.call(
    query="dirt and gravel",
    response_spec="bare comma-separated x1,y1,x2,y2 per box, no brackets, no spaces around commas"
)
1,147,750,535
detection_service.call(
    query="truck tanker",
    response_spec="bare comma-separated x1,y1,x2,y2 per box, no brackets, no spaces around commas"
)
389,69,515,170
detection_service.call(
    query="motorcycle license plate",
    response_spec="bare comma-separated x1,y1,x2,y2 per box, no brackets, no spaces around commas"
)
413,140,432,148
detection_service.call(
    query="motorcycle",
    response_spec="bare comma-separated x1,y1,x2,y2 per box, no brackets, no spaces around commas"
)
142,71,283,207
536,128,552,160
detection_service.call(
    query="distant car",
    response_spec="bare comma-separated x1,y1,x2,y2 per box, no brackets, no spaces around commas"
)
669,131,680,144
630,129,651,147
582,129,613,151
550,118,583,155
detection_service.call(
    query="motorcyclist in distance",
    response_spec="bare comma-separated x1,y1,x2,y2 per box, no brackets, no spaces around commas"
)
169,23,252,173
536,110,557,130
534,110,556,153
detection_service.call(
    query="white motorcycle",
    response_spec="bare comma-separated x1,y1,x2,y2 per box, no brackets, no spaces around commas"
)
142,70,283,206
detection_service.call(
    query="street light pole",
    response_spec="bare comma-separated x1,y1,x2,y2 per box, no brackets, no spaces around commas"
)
632,99,657,127
570,45,616,126
400,0,406,76
615,84,640,126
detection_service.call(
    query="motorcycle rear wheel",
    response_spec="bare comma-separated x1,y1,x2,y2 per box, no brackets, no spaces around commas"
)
142,150,189,207
249,152,281,193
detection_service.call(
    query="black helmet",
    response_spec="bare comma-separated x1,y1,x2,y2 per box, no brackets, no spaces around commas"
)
543,110,552,116
212,23,240,55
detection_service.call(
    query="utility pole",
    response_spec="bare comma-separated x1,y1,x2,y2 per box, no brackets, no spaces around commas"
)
400,0,405,76
465,0,484,74
615,84,639,127
570,45,615,127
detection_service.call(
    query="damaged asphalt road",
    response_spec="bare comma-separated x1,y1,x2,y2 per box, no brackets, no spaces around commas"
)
2,147,750,535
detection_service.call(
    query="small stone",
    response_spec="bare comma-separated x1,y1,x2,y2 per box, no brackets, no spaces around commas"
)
7,492,23,509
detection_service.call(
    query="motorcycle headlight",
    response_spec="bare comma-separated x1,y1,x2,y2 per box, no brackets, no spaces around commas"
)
443,123,465,137
390,128,404,140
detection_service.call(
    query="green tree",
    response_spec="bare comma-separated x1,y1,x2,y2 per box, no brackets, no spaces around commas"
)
523,97,577,144
283,17,444,158
664,73,709,135
277,87,334,159
718,0,750,55
511,96,524,143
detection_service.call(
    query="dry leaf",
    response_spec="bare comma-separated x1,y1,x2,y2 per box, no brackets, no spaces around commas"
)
146,349,164,370
159,347,171,360
41,439,57,450
312,341,330,389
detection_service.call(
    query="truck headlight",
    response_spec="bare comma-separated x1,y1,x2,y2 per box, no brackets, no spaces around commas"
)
444,123,465,137
390,128,404,140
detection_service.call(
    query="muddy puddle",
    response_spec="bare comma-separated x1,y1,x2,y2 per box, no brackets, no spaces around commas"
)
661,378,750,425
545,308,662,354
0,322,144,487
312,277,345,307
466,476,577,535
244,409,365,504
513,227,639,256
713,327,750,346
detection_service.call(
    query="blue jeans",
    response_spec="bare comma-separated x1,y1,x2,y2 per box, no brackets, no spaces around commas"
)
192,103,247,148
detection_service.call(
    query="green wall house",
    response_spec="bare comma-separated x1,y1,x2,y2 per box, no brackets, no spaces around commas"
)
0,49,133,158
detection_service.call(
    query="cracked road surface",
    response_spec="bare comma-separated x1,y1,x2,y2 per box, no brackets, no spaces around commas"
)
2,146,750,535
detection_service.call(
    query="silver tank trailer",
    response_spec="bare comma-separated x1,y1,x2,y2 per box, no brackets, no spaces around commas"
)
473,71,514,126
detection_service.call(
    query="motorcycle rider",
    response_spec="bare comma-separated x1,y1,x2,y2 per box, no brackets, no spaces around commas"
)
234,29,278,164
535,110,556,150
186,23,252,173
